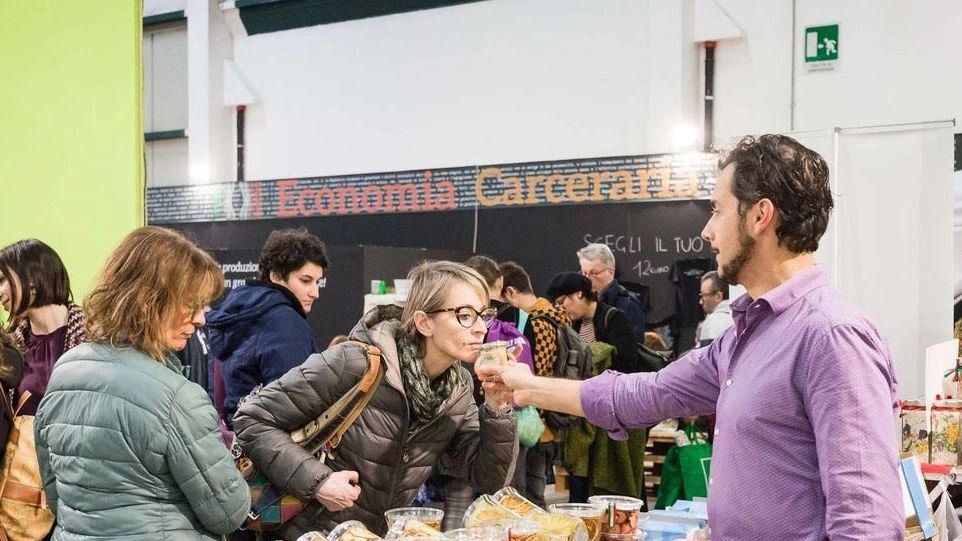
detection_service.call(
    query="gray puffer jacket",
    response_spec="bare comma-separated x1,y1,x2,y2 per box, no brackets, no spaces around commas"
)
34,342,251,541
233,306,517,539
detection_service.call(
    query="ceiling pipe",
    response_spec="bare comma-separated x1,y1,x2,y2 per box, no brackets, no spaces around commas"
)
703,40,716,152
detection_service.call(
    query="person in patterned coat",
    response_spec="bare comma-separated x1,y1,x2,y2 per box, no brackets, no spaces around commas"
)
499,261,571,509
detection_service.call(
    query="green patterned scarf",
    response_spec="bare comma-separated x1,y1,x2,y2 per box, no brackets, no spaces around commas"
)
397,335,461,432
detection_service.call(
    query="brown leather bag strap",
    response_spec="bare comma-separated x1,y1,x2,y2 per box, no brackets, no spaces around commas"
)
289,342,384,456
12,390,30,417
325,343,383,450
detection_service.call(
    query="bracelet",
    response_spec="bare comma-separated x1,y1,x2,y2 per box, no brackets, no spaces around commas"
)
484,403,514,418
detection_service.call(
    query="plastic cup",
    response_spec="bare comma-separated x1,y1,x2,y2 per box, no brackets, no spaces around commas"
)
586,496,644,537
476,341,509,368
547,504,605,541
384,508,445,532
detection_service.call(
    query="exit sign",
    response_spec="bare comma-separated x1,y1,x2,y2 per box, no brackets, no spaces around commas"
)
805,24,838,72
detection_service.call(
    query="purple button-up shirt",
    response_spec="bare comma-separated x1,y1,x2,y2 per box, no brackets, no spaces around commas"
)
581,267,902,541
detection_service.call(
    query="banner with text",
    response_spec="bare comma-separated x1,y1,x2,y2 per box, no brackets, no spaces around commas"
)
147,152,716,223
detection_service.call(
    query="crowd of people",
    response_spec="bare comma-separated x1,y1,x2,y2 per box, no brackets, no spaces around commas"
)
0,135,903,541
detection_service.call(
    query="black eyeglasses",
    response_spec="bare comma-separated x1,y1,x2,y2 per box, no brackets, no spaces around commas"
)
426,305,498,329
582,268,613,278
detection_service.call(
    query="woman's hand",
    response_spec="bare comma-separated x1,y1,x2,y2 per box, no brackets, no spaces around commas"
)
314,470,361,511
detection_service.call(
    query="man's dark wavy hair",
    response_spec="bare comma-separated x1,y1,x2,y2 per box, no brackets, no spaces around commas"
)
258,228,328,281
718,134,833,253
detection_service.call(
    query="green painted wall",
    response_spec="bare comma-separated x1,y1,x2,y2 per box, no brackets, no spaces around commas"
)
0,2,144,310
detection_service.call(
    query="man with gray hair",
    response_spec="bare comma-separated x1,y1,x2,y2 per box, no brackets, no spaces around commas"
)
695,270,733,347
577,243,647,335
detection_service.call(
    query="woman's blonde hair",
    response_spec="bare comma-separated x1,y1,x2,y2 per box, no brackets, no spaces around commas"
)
84,226,223,361
400,260,489,350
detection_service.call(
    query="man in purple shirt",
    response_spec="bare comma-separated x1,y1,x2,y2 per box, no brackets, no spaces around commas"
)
480,134,902,541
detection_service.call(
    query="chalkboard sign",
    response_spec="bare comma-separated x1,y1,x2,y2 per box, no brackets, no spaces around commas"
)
474,199,714,324
172,199,712,339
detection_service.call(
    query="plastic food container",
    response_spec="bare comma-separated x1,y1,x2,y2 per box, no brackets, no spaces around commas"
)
599,533,645,541
385,517,445,539
328,521,383,541
547,504,606,541
295,532,328,541
526,511,589,541
463,495,522,528
586,496,645,536
384,507,445,531
443,526,506,541
491,487,542,517
501,519,540,541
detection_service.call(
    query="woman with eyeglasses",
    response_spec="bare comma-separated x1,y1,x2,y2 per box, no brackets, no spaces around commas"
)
33,227,250,540
233,260,518,539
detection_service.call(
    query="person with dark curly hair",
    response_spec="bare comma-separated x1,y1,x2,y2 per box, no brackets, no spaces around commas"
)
207,228,328,427
482,135,902,541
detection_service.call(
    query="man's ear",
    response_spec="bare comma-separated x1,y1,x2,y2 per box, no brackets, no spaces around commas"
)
413,310,433,337
750,198,777,235
269,270,284,285
503,286,516,299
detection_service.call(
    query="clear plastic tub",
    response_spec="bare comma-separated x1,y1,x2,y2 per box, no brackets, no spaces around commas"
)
586,496,645,537
599,533,645,541
463,495,522,528
501,519,540,541
385,517,445,539
328,520,382,541
295,532,328,541
547,503,605,541
526,511,589,541
491,487,542,517
384,508,445,531
443,526,507,541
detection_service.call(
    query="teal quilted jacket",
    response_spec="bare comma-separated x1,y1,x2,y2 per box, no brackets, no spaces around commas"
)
34,341,250,540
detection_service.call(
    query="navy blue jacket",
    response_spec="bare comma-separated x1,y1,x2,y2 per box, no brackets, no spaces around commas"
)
206,282,318,427
599,280,647,338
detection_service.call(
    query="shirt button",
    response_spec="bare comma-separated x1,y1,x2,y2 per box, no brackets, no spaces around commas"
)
402,450,410,463
725,379,732,387
714,429,719,436
709,478,713,486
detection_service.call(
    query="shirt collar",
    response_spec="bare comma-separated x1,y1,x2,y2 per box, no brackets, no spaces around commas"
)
730,266,826,317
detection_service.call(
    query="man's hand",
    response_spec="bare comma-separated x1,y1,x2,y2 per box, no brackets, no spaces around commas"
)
477,359,537,407
314,470,361,511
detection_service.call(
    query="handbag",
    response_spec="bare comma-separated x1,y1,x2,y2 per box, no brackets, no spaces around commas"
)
0,387,55,541
235,342,384,531
654,425,712,509
515,405,545,448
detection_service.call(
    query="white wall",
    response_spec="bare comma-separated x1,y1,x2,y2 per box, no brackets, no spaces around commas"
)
222,0,962,179
144,0,185,18
792,0,962,132
232,0,659,179
800,126,954,399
